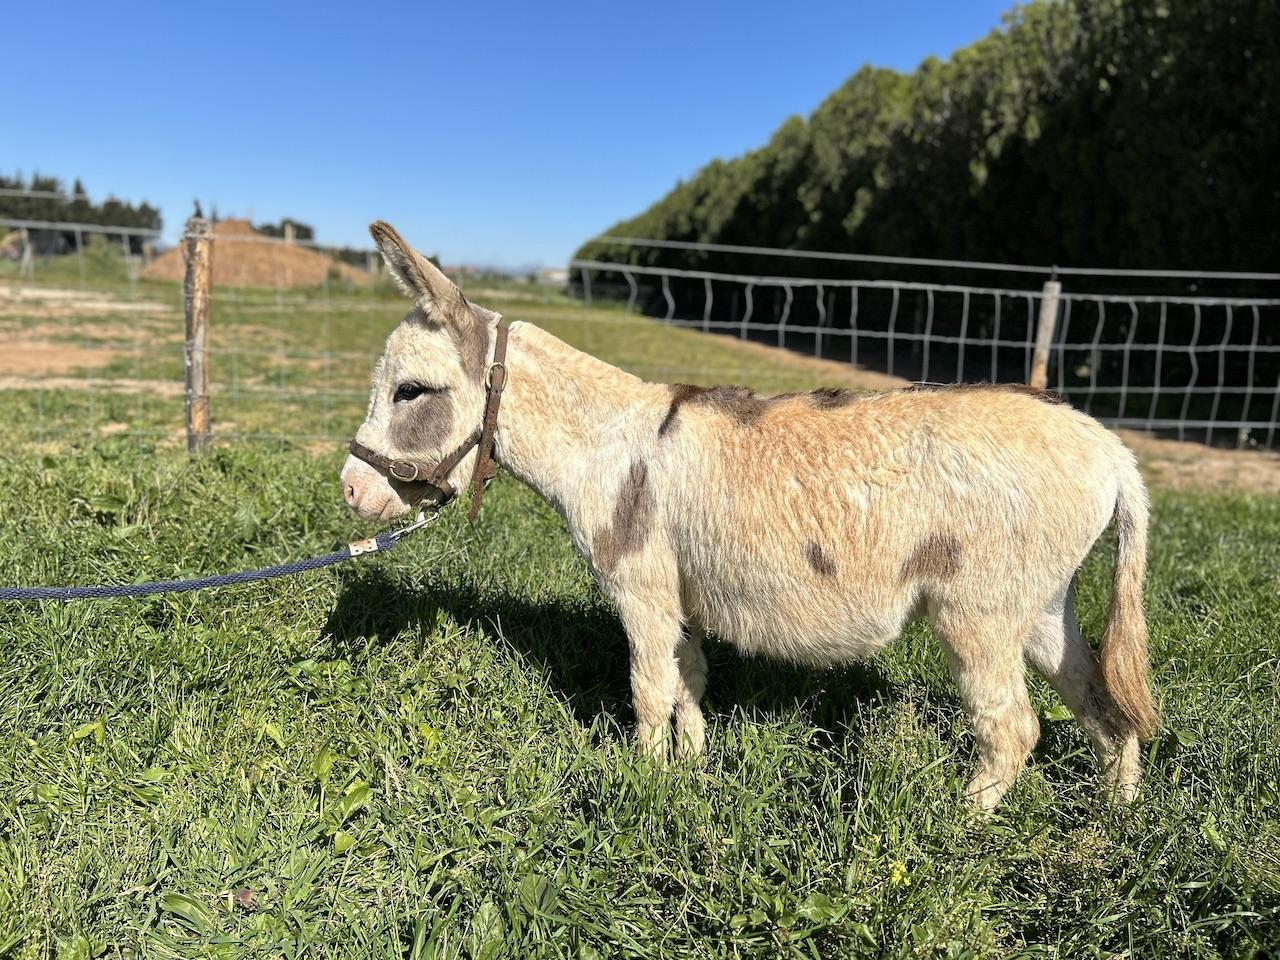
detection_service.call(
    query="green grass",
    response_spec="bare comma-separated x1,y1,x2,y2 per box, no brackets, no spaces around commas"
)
0,235,155,291
0,274,1278,957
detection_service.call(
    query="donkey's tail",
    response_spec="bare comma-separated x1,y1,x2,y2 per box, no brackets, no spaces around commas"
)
1100,460,1158,740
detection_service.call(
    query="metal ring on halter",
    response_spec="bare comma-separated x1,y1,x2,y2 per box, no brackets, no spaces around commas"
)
389,461,421,482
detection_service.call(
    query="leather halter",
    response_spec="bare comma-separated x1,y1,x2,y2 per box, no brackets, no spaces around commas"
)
348,319,509,521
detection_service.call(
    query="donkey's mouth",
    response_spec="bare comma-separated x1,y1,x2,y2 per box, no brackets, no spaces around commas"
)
349,496,413,523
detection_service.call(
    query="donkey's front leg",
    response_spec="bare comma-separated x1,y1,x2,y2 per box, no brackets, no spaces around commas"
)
615,584,684,761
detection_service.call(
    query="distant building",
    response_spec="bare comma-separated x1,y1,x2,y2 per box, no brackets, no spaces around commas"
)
533,267,569,286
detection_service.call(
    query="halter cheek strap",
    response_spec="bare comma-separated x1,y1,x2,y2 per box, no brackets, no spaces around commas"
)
348,319,510,520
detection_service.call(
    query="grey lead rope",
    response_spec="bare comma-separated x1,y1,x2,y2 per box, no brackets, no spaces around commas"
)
0,510,437,602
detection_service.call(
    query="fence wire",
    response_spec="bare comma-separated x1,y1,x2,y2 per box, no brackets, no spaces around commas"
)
2,223,1277,452
0,217,164,448
571,253,1280,449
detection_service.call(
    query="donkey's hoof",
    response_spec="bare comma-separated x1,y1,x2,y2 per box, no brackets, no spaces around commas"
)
635,726,672,766
1101,777,1139,804
964,775,1012,811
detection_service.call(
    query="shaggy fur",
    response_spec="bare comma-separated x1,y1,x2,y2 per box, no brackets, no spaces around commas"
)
342,223,1159,808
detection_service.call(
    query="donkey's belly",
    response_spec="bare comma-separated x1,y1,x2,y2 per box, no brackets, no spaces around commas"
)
681,565,911,666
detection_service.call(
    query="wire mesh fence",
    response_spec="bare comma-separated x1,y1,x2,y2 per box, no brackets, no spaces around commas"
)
0,216,157,286
0,216,166,448
1,218,1278,452
571,242,1280,449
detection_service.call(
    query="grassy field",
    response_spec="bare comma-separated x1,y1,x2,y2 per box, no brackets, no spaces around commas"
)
0,271,1278,958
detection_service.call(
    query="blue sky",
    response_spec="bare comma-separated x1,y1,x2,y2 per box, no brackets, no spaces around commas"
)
7,1,1012,268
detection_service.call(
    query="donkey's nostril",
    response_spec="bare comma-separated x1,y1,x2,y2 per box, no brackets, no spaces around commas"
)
344,483,357,506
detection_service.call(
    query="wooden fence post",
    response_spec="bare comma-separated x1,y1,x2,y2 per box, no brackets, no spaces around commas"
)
1029,278,1061,391
183,217,213,454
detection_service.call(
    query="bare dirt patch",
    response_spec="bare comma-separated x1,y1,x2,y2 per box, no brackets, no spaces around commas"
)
0,342,121,376
0,281,173,320
0,374,183,396
1,321,180,346
1119,430,1280,495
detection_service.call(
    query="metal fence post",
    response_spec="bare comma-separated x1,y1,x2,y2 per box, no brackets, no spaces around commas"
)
18,227,32,277
1029,277,1061,390
183,217,213,453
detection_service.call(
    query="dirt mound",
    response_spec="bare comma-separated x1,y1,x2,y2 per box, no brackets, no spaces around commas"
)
142,219,372,289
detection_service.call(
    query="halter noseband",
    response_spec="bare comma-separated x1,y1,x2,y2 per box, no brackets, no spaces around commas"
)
348,318,509,521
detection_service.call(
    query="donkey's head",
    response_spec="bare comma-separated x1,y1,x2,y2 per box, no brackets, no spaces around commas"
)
341,221,500,520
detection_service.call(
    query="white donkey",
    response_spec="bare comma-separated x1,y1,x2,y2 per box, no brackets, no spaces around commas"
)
342,222,1157,808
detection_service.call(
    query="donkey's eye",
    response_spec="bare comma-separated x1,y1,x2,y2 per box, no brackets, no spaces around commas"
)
393,382,432,403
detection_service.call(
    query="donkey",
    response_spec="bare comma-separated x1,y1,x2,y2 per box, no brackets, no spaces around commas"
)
341,222,1158,809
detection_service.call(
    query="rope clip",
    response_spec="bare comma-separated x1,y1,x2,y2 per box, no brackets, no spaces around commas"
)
389,503,439,544
348,504,439,557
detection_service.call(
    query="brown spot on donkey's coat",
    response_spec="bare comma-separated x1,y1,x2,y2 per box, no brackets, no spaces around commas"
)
658,384,770,436
806,541,838,577
390,389,455,454
902,532,963,581
808,387,854,409
593,460,655,575
656,383,707,436
658,383,856,436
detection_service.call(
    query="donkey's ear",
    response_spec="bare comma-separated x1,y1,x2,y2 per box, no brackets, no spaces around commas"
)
369,221,462,317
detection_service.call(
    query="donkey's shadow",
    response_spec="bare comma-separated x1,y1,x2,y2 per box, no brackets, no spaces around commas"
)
319,566,898,752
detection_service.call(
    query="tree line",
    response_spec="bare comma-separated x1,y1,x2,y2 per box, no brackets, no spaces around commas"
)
576,0,1279,280
0,173,162,255
573,0,1278,446
0,173,162,233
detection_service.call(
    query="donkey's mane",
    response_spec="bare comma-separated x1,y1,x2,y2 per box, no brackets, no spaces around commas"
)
516,322,643,385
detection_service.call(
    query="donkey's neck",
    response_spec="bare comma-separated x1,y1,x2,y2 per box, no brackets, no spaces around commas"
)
492,322,658,514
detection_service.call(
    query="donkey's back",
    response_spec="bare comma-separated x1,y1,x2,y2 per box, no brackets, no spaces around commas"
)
659,384,1123,653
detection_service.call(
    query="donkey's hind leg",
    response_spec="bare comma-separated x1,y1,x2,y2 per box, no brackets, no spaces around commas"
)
1024,581,1140,801
933,607,1041,809
674,624,709,759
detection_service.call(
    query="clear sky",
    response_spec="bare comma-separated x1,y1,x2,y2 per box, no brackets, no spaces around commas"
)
7,0,1013,268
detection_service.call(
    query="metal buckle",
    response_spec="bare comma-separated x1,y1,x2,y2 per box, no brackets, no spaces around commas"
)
390,460,420,482
486,361,507,389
